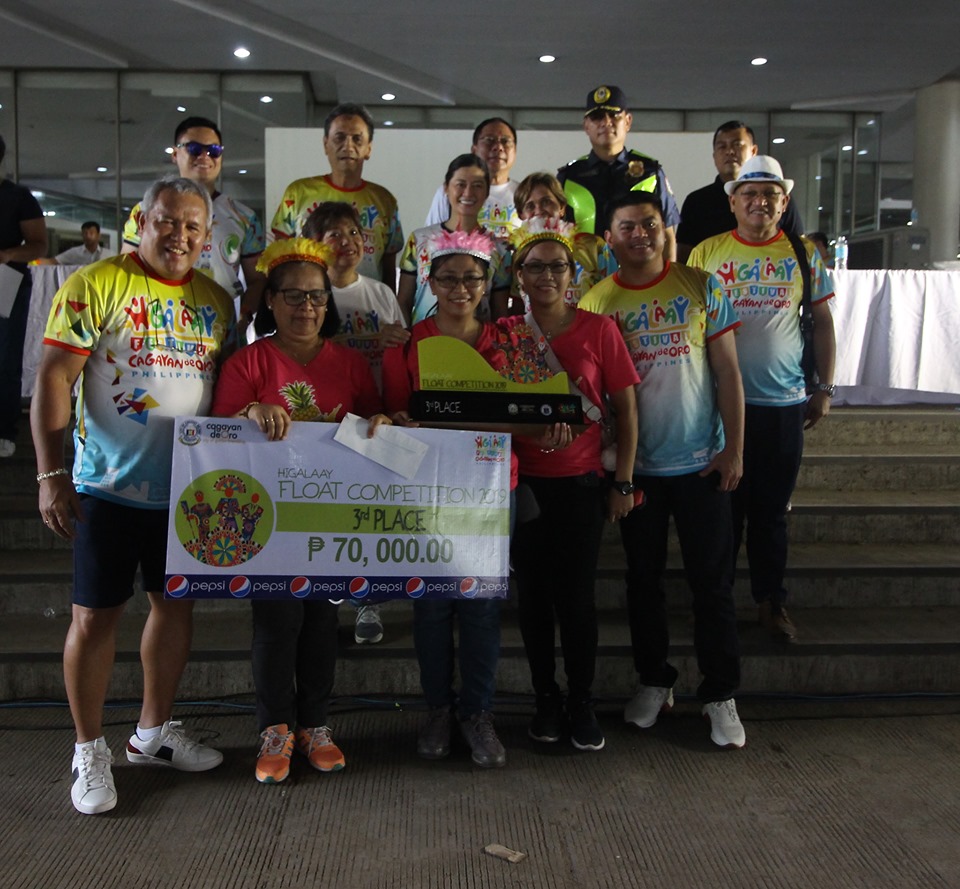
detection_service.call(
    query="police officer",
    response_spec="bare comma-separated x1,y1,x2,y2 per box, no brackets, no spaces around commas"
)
557,85,680,260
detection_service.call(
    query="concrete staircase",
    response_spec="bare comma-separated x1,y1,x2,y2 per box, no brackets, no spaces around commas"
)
1,407,958,702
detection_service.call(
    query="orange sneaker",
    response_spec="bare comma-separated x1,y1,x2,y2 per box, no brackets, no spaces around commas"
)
256,724,294,784
295,726,345,772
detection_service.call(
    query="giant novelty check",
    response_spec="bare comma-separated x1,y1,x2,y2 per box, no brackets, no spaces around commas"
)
164,416,511,600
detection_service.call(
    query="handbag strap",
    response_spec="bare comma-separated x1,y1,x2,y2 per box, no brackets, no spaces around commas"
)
785,231,813,335
523,311,604,423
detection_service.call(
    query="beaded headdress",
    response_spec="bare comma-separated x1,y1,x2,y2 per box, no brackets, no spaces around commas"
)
256,237,335,275
510,216,577,257
426,227,496,264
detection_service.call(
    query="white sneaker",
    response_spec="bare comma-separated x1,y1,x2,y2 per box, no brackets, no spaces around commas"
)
0,439,15,458
126,720,223,771
354,604,383,644
624,685,674,728
71,738,117,815
703,699,746,749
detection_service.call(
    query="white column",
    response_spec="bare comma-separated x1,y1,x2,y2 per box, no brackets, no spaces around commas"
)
914,80,960,263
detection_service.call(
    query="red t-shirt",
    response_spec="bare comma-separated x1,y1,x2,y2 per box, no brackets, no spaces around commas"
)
212,336,382,420
382,318,517,488
498,311,639,477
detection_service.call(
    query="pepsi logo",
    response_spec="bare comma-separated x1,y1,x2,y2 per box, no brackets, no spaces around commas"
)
229,576,251,598
166,575,189,598
405,577,426,599
459,576,479,598
290,576,311,598
349,577,370,598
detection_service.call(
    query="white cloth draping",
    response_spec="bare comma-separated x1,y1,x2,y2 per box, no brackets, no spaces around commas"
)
831,269,960,405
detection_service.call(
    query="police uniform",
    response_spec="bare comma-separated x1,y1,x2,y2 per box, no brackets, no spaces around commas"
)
557,86,680,237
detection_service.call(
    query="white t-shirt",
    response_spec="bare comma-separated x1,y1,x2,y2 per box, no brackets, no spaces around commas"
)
424,180,520,238
55,244,113,266
331,274,404,391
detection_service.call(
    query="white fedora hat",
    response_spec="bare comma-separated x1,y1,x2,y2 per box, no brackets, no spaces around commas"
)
724,154,794,195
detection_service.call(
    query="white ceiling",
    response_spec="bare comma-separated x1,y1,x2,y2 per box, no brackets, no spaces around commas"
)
2,0,958,113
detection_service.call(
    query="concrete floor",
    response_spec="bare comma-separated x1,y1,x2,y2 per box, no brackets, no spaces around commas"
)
2,697,958,889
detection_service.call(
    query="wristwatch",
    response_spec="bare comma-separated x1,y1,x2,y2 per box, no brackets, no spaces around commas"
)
612,479,635,496
815,383,836,397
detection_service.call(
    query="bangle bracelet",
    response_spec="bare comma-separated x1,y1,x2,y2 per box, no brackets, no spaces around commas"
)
239,401,260,418
37,468,70,483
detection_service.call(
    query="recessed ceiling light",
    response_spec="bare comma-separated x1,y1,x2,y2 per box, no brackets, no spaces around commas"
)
841,144,853,151
0,103,4,110
32,190,44,198
165,146,174,154
238,169,248,175
867,119,876,126
751,57,767,66
43,210,56,217
383,120,394,127
858,149,868,155
177,105,187,112
260,95,273,104
234,47,250,59
818,206,824,211
381,93,396,101
96,166,108,173
539,54,556,63
772,137,785,144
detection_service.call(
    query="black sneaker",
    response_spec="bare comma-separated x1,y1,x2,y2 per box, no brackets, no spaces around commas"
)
417,706,452,760
528,694,563,743
568,700,605,752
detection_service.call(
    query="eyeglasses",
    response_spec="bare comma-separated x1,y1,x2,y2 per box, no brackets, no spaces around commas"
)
476,136,516,149
276,288,331,307
586,110,624,123
432,274,486,290
520,260,572,277
736,188,784,202
176,141,224,159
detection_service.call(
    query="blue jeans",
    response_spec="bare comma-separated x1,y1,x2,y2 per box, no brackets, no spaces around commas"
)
0,272,31,440
413,491,514,719
732,402,806,608
619,471,740,703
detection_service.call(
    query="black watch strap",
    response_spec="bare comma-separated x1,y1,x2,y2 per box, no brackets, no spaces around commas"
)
612,479,635,496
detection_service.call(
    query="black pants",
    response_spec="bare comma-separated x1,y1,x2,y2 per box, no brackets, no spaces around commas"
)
512,474,606,704
619,471,740,703
0,273,30,440
732,402,806,608
251,599,338,732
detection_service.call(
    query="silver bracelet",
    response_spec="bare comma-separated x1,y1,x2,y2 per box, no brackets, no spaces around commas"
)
37,468,70,483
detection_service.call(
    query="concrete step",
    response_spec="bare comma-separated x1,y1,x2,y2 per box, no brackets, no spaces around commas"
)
796,449,960,491
4,541,959,614
803,407,960,447
2,606,957,701
787,489,960,544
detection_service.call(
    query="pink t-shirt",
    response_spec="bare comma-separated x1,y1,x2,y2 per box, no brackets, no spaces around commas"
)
212,336,382,420
498,311,639,477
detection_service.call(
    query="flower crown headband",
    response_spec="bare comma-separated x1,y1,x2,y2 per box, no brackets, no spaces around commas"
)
426,227,496,264
256,237,335,275
510,216,577,257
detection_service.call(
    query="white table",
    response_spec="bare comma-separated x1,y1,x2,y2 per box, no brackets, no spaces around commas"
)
831,269,960,405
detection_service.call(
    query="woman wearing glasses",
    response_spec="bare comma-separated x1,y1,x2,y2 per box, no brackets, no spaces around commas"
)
397,154,511,325
384,228,566,769
212,237,390,785
502,217,639,752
